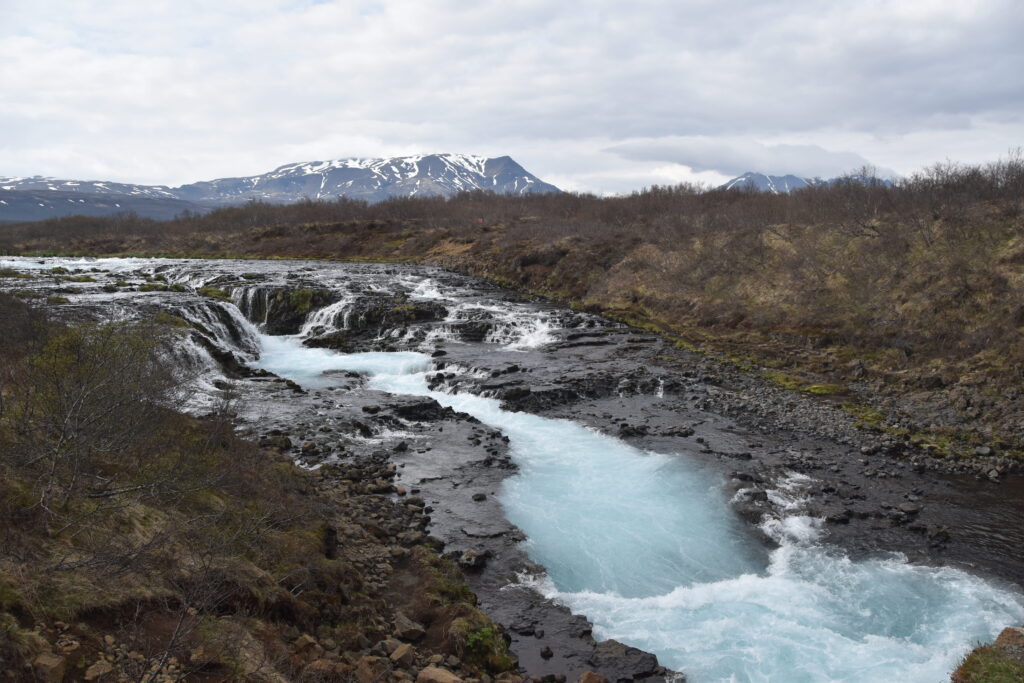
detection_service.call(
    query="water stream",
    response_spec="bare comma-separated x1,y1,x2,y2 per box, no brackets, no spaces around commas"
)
254,334,1024,683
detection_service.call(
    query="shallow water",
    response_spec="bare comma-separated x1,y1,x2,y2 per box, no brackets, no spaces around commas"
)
254,337,1024,683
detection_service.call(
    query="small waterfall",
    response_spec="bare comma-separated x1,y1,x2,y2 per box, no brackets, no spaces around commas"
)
174,299,262,359
233,286,273,328
299,295,356,337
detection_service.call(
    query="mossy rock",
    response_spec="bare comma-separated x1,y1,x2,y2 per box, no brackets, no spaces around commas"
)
450,615,516,673
953,645,1024,682
197,286,232,301
260,287,338,334
0,268,33,279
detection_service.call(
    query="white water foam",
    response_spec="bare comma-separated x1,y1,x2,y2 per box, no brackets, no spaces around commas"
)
251,338,1024,683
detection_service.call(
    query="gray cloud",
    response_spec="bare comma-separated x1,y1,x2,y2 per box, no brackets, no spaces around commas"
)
0,1,1022,192
607,139,896,179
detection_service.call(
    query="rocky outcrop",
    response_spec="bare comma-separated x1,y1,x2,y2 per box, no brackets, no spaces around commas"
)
237,285,339,334
304,295,448,350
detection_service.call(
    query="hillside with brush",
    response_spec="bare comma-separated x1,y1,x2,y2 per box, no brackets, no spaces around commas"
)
0,294,518,681
3,155,1024,461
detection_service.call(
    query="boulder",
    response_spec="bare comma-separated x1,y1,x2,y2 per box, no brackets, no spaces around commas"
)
588,640,659,680
355,655,391,683
33,654,66,683
84,660,114,680
416,666,464,683
394,612,426,642
390,642,417,668
577,673,610,683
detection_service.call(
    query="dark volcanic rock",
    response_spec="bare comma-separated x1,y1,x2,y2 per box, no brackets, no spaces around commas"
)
239,286,339,334
588,640,663,681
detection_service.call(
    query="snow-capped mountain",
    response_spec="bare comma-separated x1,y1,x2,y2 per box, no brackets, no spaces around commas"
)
719,171,894,194
718,172,824,194
0,175,180,199
176,154,560,205
0,154,561,221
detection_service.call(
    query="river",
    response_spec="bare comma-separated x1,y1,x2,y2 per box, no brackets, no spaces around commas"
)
2,255,1023,682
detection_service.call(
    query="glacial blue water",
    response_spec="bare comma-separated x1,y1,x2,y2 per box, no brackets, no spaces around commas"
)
253,335,1024,682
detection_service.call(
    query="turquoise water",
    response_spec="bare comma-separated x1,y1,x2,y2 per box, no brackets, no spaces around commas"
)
254,337,1024,682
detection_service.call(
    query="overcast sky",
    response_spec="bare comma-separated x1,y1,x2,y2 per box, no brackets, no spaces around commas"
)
2,0,1022,193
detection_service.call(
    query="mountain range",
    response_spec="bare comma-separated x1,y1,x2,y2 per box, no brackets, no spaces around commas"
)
718,171,895,194
0,154,560,222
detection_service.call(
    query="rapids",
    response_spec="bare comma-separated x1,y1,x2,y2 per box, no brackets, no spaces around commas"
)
253,336,1024,683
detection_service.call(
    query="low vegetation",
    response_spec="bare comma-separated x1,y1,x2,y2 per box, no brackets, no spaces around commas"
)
0,294,507,681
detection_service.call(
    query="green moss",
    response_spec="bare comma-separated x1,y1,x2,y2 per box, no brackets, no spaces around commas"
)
727,355,758,372
48,267,70,274
288,289,314,314
151,311,190,328
0,268,32,279
451,617,516,673
841,402,885,428
63,275,95,282
12,290,43,299
763,371,805,391
46,295,70,304
415,550,476,606
197,286,232,301
803,383,847,396
953,646,1024,682
139,283,169,292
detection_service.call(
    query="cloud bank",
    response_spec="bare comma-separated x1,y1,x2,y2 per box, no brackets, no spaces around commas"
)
1,1,1022,193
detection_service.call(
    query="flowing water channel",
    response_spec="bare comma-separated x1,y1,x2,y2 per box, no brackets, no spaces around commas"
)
4,256,1024,682
255,335,1024,682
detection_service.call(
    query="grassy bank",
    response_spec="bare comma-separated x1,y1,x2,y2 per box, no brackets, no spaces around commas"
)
0,294,514,681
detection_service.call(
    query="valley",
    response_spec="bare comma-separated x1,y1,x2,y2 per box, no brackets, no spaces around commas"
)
2,256,1022,681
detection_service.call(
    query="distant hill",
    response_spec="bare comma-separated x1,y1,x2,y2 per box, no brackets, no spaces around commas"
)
0,153,561,221
0,189,204,222
719,171,894,194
